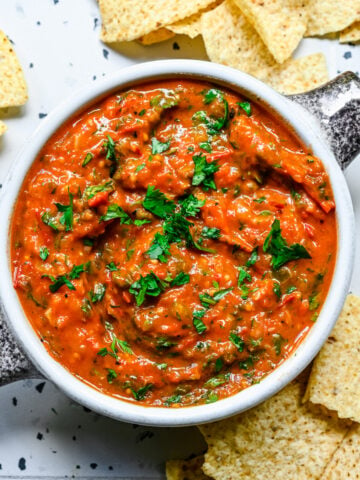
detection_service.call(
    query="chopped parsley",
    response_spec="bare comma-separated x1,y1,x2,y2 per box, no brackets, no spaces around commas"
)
199,141,212,153
199,287,233,307
229,332,245,352
179,194,205,217
273,282,281,300
170,272,190,287
246,247,258,267
204,372,230,388
143,185,176,219
151,137,170,155
89,283,106,303
131,384,153,401
82,152,94,167
263,219,311,270
238,266,251,287
237,101,252,116
54,191,73,232
39,246,49,261
192,154,219,191
129,272,167,306
84,180,113,200
147,232,170,263
106,262,118,271
41,211,58,231
99,204,132,224
201,226,221,239
193,309,207,334
107,369,117,384
43,262,90,293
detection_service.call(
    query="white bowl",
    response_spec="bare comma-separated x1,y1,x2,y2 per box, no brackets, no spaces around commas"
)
0,60,355,426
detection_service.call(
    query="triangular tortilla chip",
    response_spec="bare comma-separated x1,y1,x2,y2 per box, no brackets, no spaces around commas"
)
200,379,349,480
304,294,360,423
166,456,210,480
201,0,328,94
0,30,27,108
0,120,7,135
168,1,222,38
138,28,175,45
99,0,215,42
340,20,360,43
306,0,360,36
321,424,360,480
232,0,308,64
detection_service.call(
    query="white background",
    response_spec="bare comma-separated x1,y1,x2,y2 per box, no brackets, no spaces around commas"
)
0,1,359,478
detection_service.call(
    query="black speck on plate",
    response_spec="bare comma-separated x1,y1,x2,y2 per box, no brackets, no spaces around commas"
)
18,458,26,471
35,381,46,393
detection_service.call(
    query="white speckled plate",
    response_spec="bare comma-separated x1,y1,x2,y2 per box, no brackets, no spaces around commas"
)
0,1,359,478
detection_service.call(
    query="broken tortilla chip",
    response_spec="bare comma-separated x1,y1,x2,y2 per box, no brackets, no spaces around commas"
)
232,0,308,64
99,0,215,43
199,378,349,480
306,0,360,36
340,20,360,43
201,0,328,94
166,456,210,480
0,120,7,135
138,28,175,46
168,1,222,38
0,30,27,108
321,424,360,480
304,294,360,423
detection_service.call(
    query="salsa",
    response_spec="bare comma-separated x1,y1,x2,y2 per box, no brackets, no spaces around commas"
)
11,79,336,407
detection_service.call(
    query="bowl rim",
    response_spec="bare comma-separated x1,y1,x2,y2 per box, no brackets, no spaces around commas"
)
0,59,355,426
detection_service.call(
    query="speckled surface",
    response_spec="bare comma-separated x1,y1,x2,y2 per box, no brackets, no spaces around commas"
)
0,0,359,478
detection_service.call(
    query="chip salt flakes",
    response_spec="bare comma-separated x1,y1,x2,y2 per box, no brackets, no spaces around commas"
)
201,0,328,94
321,424,360,480
0,31,27,108
304,294,360,423
340,20,360,43
168,1,222,38
0,120,7,136
199,379,349,480
306,0,360,36
138,28,175,46
166,456,210,480
233,0,308,64
99,0,215,43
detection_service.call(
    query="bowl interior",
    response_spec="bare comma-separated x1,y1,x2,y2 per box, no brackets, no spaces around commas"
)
0,60,355,426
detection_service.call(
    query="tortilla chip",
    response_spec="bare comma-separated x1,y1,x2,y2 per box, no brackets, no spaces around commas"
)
138,28,175,45
166,456,210,480
0,120,7,135
168,1,222,38
340,20,360,43
232,0,308,63
304,294,360,423
200,379,349,479
321,423,360,480
201,0,328,94
0,31,27,108
306,0,360,36
99,0,215,43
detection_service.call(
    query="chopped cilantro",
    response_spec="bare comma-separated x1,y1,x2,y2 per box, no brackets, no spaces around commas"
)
43,262,89,293
204,373,230,388
230,332,244,352
273,333,286,355
205,392,219,403
164,394,182,406
201,226,221,239
151,137,170,155
263,219,311,270
39,246,49,261
246,247,259,267
199,141,212,153
106,262,118,271
202,88,229,133
170,272,190,287
89,283,106,303
193,314,207,334
54,191,73,232
309,293,320,311
129,272,167,306
147,232,170,263
41,211,58,231
143,185,176,219
131,384,153,401
238,266,251,287
99,204,132,224
150,90,178,109
103,135,116,161
273,282,281,300
107,369,117,384
179,194,205,217
215,357,224,372
138,109,146,116
286,286,297,294
254,196,266,203
134,219,151,226
200,288,233,307
237,101,252,116
84,180,113,199
82,152,94,167
135,163,145,172
192,154,219,191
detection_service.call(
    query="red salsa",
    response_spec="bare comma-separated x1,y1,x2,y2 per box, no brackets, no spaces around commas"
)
11,80,336,407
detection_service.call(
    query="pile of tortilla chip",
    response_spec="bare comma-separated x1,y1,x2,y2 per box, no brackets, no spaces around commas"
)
166,294,360,479
0,30,28,136
99,0,360,95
